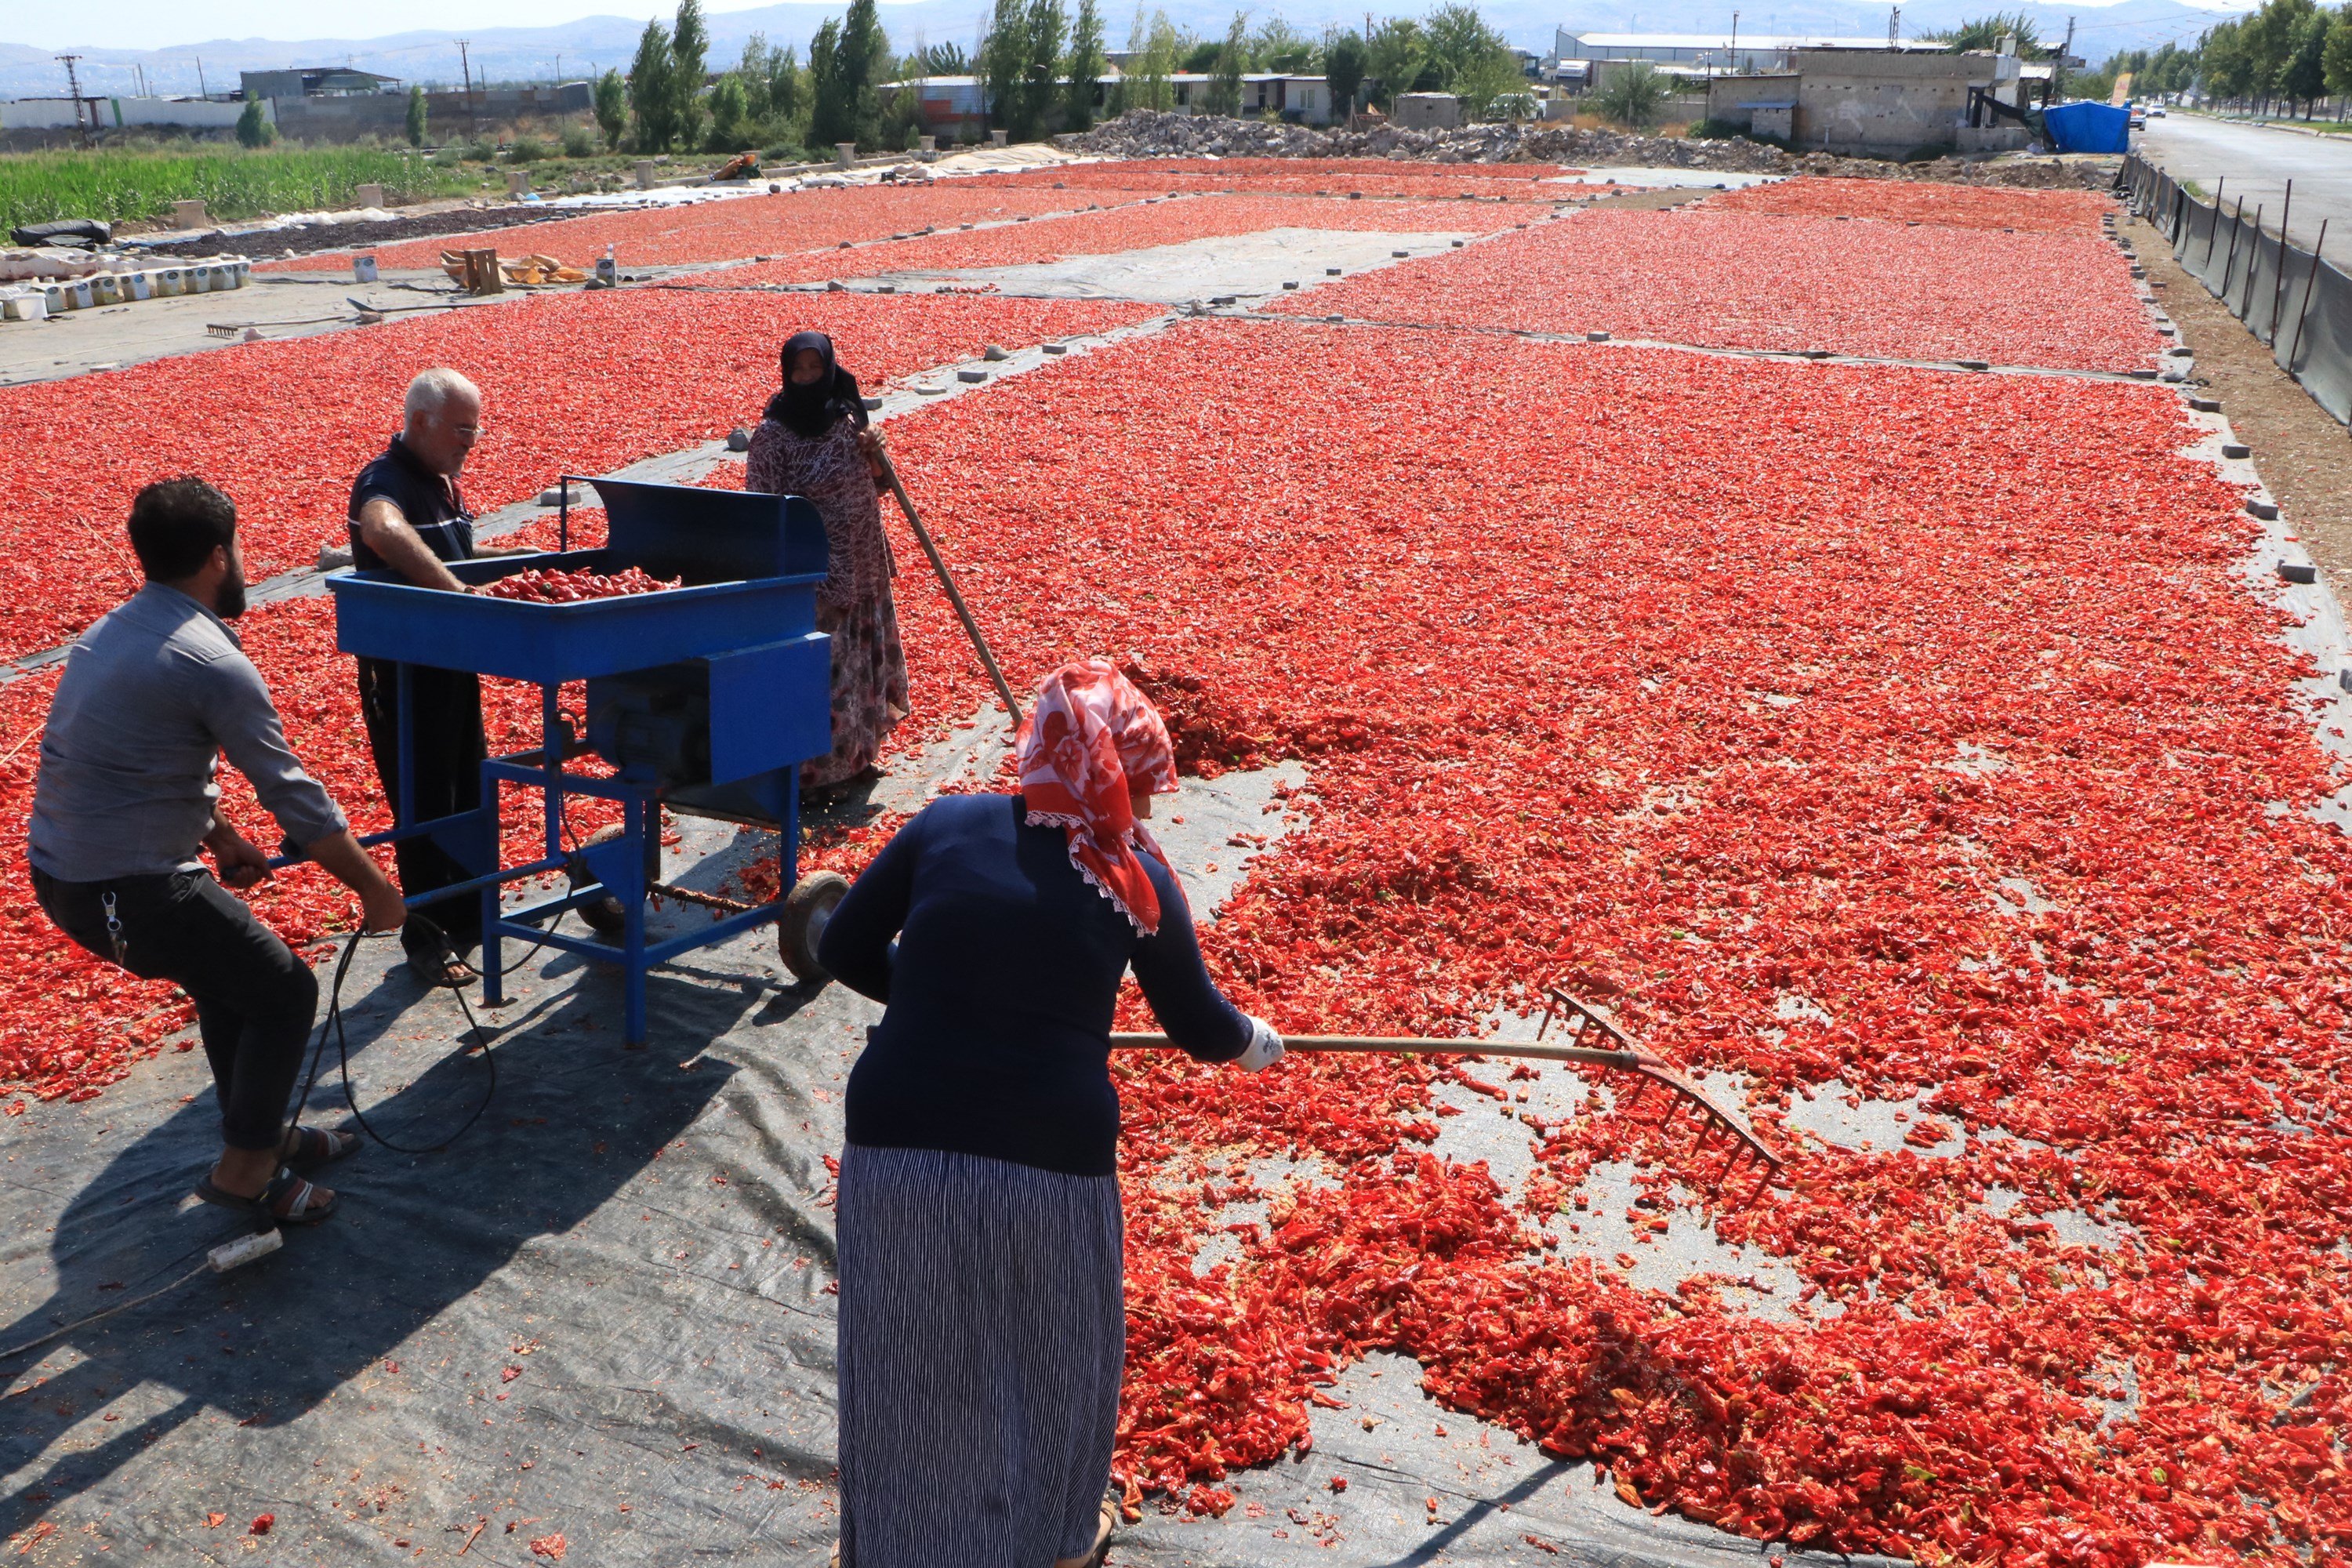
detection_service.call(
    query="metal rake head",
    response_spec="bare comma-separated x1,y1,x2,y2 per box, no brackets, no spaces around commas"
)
1537,986,1784,1201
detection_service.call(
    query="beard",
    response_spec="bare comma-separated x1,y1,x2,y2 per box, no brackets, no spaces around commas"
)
216,562,248,620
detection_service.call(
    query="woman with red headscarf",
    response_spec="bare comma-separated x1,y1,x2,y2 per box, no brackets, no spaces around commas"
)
815,659,1284,1568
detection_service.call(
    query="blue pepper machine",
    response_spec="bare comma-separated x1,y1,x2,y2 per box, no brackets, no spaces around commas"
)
326,476,837,1044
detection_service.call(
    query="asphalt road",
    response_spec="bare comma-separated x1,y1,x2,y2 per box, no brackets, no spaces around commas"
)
2139,111,2352,254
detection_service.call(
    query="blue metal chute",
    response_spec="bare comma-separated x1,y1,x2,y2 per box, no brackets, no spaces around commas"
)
325,477,837,1044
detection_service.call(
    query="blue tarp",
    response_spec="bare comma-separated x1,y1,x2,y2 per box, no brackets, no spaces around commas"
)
2042,100,2130,153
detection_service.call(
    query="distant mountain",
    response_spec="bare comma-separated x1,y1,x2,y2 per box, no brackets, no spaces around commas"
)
0,0,2241,102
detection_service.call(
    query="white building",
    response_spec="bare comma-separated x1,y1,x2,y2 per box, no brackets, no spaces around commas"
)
1552,31,1937,76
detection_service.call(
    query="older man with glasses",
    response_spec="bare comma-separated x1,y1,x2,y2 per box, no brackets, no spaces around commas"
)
347,368,530,986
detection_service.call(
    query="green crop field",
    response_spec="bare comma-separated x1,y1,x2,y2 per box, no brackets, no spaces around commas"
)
0,147,466,233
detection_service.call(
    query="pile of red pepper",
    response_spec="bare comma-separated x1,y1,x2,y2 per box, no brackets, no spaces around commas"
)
862,316,2349,1562
0,291,1154,664
258,181,1116,275
971,159,1582,203
5,172,2346,1563
707,194,1533,289
1274,205,2163,372
1706,177,2114,237
481,566,678,602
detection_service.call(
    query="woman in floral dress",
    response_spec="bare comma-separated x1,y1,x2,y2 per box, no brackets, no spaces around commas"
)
746,331,910,795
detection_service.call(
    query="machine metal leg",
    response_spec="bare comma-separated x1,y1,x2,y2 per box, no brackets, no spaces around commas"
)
623,795,648,1046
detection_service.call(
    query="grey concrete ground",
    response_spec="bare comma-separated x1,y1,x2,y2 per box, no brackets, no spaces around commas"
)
2139,110,2352,252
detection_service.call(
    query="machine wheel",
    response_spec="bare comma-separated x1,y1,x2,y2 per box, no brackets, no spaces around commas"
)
780,871,851,985
569,824,633,938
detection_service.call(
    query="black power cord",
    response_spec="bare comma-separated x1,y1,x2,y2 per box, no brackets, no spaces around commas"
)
294,916,498,1156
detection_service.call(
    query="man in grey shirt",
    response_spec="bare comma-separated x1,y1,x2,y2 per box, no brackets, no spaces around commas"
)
30,477,408,1226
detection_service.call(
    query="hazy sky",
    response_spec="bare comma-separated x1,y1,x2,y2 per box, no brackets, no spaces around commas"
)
0,0,2230,53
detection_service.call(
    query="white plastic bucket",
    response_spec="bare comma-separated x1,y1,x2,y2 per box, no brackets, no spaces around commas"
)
42,283,68,313
93,275,122,304
354,256,379,283
68,279,95,309
126,272,153,300
155,268,184,296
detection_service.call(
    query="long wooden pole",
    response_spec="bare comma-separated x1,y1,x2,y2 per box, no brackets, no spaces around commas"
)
2203,176,2225,268
874,446,1025,729
1109,1031,1642,1070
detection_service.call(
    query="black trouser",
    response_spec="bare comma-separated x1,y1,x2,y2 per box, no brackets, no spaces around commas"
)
357,656,488,964
34,866,318,1152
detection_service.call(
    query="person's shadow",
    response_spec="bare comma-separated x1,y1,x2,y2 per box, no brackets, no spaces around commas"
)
0,937,807,1535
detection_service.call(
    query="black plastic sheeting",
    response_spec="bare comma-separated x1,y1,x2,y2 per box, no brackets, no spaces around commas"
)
0,813,1894,1568
2123,152,2352,424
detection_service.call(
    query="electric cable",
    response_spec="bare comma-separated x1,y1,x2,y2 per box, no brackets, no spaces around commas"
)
293,915,497,1156
0,1232,283,1369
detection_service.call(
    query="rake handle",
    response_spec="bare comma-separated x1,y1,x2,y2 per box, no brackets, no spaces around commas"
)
1108,1033,1647,1071
876,447,1025,729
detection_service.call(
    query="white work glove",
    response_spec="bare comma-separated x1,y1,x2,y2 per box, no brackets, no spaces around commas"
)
1235,1014,1286,1073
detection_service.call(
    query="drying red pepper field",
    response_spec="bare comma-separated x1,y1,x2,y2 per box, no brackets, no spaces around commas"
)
2,168,2343,1566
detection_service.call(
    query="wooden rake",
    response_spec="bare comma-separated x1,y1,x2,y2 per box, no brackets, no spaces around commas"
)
1110,988,1783,1202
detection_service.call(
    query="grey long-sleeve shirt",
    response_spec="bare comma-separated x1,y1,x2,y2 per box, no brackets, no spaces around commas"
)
28,584,347,883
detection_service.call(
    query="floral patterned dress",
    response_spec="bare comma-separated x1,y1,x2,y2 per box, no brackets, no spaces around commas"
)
746,415,911,789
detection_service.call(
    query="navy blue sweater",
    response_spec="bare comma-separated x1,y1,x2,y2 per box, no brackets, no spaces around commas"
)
817,793,1250,1177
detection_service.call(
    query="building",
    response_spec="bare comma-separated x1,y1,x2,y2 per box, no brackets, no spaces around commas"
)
1703,46,2030,155
1392,91,1463,130
878,70,1337,137
238,67,401,100
1552,31,1938,76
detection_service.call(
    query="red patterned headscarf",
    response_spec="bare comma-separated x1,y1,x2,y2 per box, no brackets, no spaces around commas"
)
1015,659,1181,935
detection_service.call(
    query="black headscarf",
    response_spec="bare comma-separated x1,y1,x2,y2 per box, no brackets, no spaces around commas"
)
764,330,870,438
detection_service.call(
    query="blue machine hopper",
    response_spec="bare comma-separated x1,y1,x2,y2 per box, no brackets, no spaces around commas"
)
325,477,837,1043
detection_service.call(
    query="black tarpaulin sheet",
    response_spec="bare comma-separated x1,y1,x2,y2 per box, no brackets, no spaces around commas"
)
0,799,1900,1568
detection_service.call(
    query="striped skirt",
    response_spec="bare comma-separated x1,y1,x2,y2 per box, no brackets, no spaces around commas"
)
835,1144,1124,1568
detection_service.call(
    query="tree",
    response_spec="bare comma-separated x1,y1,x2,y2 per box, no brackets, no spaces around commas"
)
837,0,893,142
1133,8,1179,108
2201,20,2255,101
593,71,628,149
2326,6,2352,102
768,44,807,129
1065,0,1107,130
1204,9,1247,114
2281,5,2331,111
234,97,274,147
809,17,851,143
2240,0,2317,109
1253,14,1319,71
708,73,753,147
629,18,677,151
405,83,429,146
1926,13,2045,56
1323,30,1366,118
1592,59,1668,125
1016,0,1069,136
978,0,1025,127
739,33,775,121
1425,3,1502,83
1363,18,1425,107
671,0,712,152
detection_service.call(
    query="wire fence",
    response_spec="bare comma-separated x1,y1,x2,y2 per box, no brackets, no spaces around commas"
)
2120,152,2352,426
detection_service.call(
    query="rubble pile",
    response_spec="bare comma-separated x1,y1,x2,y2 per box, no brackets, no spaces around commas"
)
1056,111,2115,189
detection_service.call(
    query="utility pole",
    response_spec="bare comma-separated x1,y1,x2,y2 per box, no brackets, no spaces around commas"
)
457,38,477,135
194,56,208,97
1730,11,1740,73
57,55,92,147
1889,6,1900,45
2056,15,2074,100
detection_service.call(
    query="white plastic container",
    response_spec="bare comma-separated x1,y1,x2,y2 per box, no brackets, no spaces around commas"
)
68,278,95,309
125,271,152,301
188,265,212,294
93,274,122,304
42,282,68,313
2,290,48,321
228,261,249,289
353,256,379,283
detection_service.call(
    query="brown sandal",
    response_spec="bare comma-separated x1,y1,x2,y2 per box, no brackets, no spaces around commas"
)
194,1166,336,1225
281,1124,358,1171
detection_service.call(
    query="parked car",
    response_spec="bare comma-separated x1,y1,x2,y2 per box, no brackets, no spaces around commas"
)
2129,108,2147,129
2149,105,2166,117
